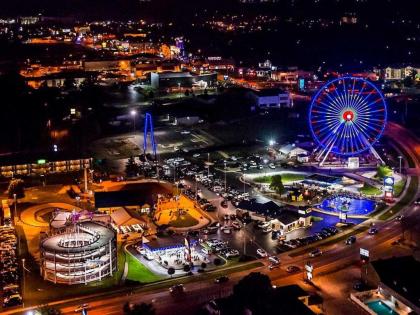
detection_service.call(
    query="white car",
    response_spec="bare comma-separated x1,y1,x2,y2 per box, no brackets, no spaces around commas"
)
225,250,240,258
256,248,268,258
268,163,276,169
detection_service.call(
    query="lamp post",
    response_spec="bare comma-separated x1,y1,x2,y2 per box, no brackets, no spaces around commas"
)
398,156,403,174
130,109,137,132
224,162,227,193
13,193,17,223
22,258,25,307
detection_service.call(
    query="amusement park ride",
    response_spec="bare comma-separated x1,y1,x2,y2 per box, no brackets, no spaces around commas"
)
309,77,388,167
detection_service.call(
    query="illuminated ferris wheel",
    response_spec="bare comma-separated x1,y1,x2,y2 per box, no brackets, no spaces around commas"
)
309,77,387,165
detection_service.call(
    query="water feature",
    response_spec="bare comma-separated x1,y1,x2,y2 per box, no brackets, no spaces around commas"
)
319,195,376,216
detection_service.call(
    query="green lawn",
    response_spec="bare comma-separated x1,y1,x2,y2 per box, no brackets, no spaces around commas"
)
253,173,305,184
394,179,406,197
126,252,163,283
169,213,199,228
358,183,382,196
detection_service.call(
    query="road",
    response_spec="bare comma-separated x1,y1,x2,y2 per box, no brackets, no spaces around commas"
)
7,122,420,315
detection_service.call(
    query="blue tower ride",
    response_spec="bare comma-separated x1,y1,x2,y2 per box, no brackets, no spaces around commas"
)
143,113,157,158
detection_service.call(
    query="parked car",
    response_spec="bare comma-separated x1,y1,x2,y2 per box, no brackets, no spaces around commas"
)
269,256,280,264
257,248,268,258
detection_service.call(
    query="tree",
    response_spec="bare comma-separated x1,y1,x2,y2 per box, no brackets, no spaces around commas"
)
213,258,222,267
125,156,139,177
123,302,155,315
35,306,62,315
232,272,273,313
7,179,25,199
167,267,175,278
376,165,392,179
269,175,285,195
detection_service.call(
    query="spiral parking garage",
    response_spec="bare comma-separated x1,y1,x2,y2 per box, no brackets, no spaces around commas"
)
40,221,117,285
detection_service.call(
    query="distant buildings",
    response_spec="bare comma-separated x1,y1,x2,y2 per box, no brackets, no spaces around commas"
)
384,66,420,81
278,144,309,159
149,71,217,89
253,88,291,108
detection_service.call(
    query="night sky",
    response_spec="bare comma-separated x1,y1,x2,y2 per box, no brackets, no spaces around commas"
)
0,0,235,19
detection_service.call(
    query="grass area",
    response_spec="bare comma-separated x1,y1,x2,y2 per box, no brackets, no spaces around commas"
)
126,251,163,283
169,213,199,228
358,183,382,196
394,179,407,197
311,216,324,222
379,176,419,221
253,173,305,184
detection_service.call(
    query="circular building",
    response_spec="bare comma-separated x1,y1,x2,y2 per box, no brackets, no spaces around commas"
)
40,221,117,285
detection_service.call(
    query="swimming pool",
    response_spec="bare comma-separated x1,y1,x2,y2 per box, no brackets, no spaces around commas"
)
319,195,376,216
366,300,398,315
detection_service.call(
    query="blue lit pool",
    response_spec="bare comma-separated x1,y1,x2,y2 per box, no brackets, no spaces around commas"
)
319,195,376,216
366,300,398,315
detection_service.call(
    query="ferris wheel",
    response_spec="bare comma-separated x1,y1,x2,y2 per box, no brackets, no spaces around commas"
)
309,77,387,165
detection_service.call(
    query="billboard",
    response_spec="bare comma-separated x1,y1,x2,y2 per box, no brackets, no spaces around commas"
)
383,176,394,192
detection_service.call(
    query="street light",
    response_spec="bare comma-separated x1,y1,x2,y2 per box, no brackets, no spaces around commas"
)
130,109,137,132
398,156,403,174
224,162,227,193
13,193,17,224
22,258,25,307
269,139,275,146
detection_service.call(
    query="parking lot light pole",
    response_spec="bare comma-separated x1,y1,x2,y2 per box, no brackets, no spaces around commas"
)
130,109,137,132
22,258,25,307
13,193,17,223
398,156,403,174
224,162,227,193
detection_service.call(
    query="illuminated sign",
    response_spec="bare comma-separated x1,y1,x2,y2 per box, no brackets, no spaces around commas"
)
360,248,369,262
299,78,305,91
347,157,360,169
305,262,313,281
360,248,369,257
37,159,47,165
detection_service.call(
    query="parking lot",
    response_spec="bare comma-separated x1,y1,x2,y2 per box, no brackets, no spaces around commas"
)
0,225,22,309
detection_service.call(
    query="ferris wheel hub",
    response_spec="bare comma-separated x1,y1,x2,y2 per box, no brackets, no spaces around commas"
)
343,110,355,122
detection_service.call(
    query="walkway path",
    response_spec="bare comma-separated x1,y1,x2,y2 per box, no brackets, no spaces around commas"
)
21,203,82,227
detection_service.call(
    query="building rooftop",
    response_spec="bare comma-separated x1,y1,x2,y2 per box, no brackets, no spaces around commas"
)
372,256,420,309
255,88,288,97
94,182,172,208
237,200,301,224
